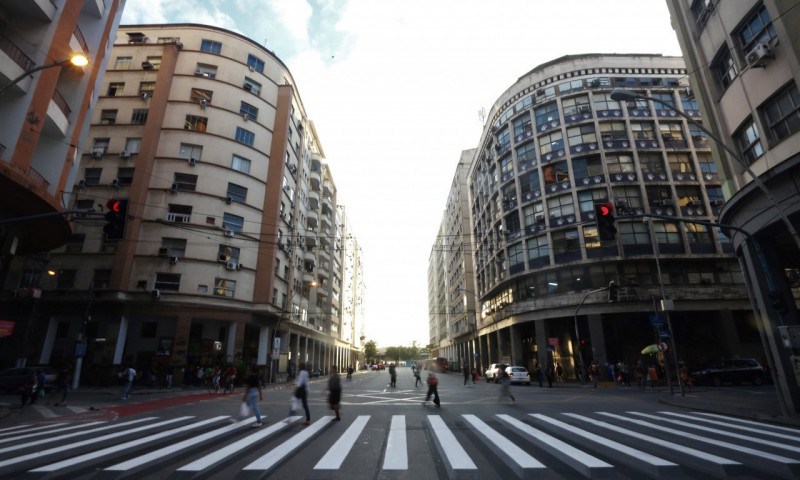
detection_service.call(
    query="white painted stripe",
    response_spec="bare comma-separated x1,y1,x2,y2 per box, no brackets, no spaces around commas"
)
244,416,335,471
499,414,611,469
105,419,250,471
0,421,104,445
599,412,800,465
462,414,545,469
666,411,800,442
632,411,800,453
382,415,408,470
693,412,800,434
564,413,739,465
0,417,154,454
176,416,302,472
0,424,32,435
31,416,227,472
532,414,675,466
314,415,370,470
427,415,477,470
31,405,57,418
0,417,182,469
0,422,66,440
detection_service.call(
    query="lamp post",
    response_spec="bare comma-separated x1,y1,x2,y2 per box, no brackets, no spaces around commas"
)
609,88,800,253
573,285,609,384
0,53,89,96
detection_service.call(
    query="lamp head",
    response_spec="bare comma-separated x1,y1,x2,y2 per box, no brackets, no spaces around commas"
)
68,53,89,67
610,88,639,102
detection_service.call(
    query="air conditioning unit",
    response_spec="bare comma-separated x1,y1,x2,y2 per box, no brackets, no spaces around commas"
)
577,105,591,114
174,41,183,49
226,197,233,205
188,157,197,166
91,150,103,159
226,261,237,270
120,150,130,159
534,213,545,223
218,254,228,262
243,83,253,91
242,113,249,121
158,247,169,257
249,64,255,72
169,256,179,265
170,183,179,193
78,179,86,188
223,229,235,237
712,199,725,206
151,289,160,300
199,99,207,109
140,91,150,100
746,42,773,68
141,61,153,70
110,178,119,188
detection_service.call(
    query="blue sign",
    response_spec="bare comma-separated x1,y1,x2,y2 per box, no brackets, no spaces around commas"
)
649,314,664,326
657,325,671,340
74,343,87,357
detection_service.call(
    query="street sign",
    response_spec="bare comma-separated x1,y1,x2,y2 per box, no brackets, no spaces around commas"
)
273,337,281,349
648,314,664,326
0,320,15,337
657,341,668,352
75,343,87,357
548,337,560,346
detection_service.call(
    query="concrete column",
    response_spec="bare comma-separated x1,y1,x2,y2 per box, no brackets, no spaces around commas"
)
256,325,270,366
718,309,740,356
510,324,523,366
113,316,129,365
535,320,549,370
226,321,237,363
587,314,607,365
38,316,58,365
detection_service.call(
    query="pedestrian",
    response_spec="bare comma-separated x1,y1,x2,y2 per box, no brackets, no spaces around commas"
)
463,365,470,386
414,366,422,388
47,365,71,406
679,362,693,392
211,365,222,393
120,365,136,400
224,364,237,393
499,368,516,403
555,363,564,383
588,361,600,388
20,371,37,408
534,364,543,387
423,372,440,407
165,364,174,389
327,367,342,421
471,367,479,384
287,362,311,425
647,364,660,391
545,361,555,388
346,365,354,381
389,363,397,388
28,369,46,405
237,371,264,427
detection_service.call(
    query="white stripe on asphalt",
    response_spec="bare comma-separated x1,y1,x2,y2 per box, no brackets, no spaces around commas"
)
31,405,57,418
243,416,334,471
314,415,370,470
0,417,155,454
31,416,228,472
692,412,800,434
0,417,183,469
0,424,34,435
176,417,302,472
0,421,104,445
663,411,800,442
462,414,546,474
382,415,408,470
427,415,477,471
0,423,68,442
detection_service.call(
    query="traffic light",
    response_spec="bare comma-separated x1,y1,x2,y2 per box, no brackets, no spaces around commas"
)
595,202,617,241
103,199,128,240
608,281,619,302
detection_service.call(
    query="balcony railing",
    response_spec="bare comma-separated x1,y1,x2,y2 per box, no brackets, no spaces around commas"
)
52,89,70,117
73,25,89,54
27,166,49,191
0,32,34,71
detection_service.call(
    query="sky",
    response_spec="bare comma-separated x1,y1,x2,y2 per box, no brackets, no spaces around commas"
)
120,0,683,348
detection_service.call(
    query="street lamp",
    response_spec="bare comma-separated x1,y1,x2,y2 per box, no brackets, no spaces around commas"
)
0,52,89,96
609,88,800,253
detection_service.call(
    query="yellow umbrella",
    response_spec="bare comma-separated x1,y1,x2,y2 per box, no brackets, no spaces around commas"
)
641,344,660,355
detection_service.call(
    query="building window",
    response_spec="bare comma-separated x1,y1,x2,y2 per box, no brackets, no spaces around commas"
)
650,92,676,109
107,82,124,96
567,124,597,147
734,117,765,164
667,153,694,174
761,83,800,143
606,153,635,174
218,245,240,263
125,137,142,154
599,121,627,141
698,154,717,175
572,155,603,181
100,109,117,125
93,269,112,289
154,273,181,291
711,46,737,90
131,109,148,124
519,171,540,196
190,88,213,104
561,95,590,116
243,77,262,95
56,270,76,289
612,185,643,210
64,234,85,253
235,127,255,146
214,278,236,297
577,189,608,216
161,237,187,257
619,221,650,245
508,243,524,268
639,152,666,175
552,229,581,257
527,235,549,260
515,142,536,164
173,173,198,191
83,168,102,185
167,204,192,223
534,102,559,127
231,154,251,174
247,54,265,73
179,143,203,161
538,131,563,155
630,121,656,140
547,194,575,219
542,161,569,185
185,115,208,132
222,213,244,233
138,82,155,94
114,56,132,69
92,138,110,153
512,115,533,141
677,186,703,207
195,63,217,79
737,5,777,55
685,223,713,245
658,122,685,142
691,0,715,31
240,102,259,120
653,222,682,245
145,56,161,70
226,183,247,203
117,167,134,185
200,39,222,54
592,93,621,111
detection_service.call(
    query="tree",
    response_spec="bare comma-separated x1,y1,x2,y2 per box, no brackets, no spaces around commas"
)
364,340,377,362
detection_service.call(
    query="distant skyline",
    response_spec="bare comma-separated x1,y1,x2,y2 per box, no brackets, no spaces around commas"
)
121,0,683,348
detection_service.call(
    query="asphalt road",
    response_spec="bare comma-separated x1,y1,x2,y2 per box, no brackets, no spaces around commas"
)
0,367,798,479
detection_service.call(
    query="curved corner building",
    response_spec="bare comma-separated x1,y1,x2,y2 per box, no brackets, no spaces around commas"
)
433,54,756,379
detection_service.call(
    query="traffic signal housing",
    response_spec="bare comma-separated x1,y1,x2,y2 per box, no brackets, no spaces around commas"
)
608,281,619,302
103,199,128,240
595,202,617,242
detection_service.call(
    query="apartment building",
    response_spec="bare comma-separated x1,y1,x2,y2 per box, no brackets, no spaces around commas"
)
666,0,800,413
0,23,363,383
430,54,756,378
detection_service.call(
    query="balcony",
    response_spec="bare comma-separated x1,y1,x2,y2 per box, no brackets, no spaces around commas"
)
0,0,57,21
46,88,71,136
0,33,34,93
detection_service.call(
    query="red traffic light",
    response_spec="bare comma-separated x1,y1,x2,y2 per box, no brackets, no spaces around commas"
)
598,203,614,216
106,199,121,213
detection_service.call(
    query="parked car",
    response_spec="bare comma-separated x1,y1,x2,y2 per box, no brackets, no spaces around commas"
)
690,358,768,386
484,363,508,383
505,366,531,385
371,362,385,371
0,367,57,394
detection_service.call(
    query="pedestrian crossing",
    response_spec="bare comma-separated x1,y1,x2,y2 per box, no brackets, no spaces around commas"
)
0,409,798,479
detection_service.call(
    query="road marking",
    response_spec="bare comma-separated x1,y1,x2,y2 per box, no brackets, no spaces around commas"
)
0,424,34,436
692,412,800,434
0,422,68,442
176,416,302,472
0,421,102,445
427,415,477,472
244,416,334,471
383,415,408,470
0,417,154,454
31,405,58,418
315,415,370,470
30,416,228,472
660,411,800,442
463,414,545,477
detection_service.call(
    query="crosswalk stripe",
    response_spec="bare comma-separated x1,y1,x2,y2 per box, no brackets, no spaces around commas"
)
497,414,612,478
31,405,58,418
0,417,152,454
243,416,335,472
30,416,228,473
0,421,104,446
314,415,370,470
692,412,800,434
463,414,546,476
531,414,680,479
0,424,33,435
382,415,408,470
0,422,66,440
175,416,303,473
661,411,800,442
104,419,251,473
630,411,800,454
0,417,184,470
427,415,477,472
564,413,742,478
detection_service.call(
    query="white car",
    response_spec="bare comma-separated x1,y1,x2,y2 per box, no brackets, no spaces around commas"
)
505,366,530,385
484,363,508,383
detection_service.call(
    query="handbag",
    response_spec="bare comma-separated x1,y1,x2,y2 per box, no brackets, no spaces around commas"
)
293,386,302,398
290,395,301,412
239,401,250,418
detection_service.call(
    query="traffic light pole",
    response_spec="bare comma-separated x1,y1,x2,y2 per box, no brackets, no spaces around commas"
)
573,285,610,384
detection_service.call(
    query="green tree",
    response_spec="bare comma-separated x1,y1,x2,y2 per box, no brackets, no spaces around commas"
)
364,340,378,362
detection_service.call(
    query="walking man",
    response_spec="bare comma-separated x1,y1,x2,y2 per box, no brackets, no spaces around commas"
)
499,368,516,403
388,363,397,388
463,365,470,386
120,365,136,400
47,365,71,406
588,361,600,389
327,367,342,421
414,366,422,388
288,362,311,425
423,372,440,407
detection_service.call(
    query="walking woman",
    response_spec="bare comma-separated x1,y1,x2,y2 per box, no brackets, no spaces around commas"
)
288,362,311,425
239,371,264,427
327,367,342,421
